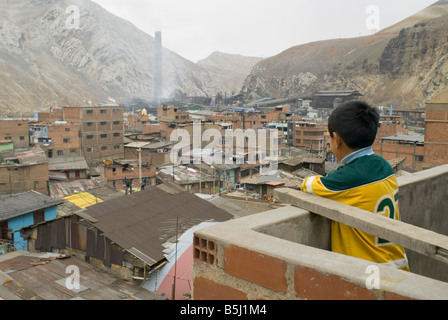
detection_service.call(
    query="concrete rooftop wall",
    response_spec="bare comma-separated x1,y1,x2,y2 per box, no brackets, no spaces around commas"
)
397,164,448,282
192,165,448,300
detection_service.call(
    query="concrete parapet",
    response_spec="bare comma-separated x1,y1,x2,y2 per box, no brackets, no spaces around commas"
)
192,206,448,300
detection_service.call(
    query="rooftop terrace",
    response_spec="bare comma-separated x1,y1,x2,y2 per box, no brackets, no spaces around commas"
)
192,164,448,300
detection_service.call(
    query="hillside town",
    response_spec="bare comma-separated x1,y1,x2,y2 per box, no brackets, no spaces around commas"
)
1,89,447,300
1,0,448,303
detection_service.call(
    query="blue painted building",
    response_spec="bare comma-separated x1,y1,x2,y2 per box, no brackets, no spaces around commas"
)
0,191,63,252
212,164,241,193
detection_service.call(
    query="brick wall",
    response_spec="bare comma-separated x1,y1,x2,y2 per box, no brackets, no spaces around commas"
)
374,140,425,171
124,147,171,167
38,109,64,123
424,103,448,168
0,120,30,149
47,123,82,158
101,164,156,190
0,163,49,195
192,240,417,300
60,106,125,165
192,205,448,300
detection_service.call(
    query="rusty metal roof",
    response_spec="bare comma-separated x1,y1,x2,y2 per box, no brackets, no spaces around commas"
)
48,157,89,171
0,253,165,300
77,185,233,266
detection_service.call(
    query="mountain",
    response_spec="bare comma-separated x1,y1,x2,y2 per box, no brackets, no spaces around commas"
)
197,51,263,97
0,0,221,116
241,1,448,108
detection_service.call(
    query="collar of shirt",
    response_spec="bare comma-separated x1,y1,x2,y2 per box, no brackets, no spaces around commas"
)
341,146,374,165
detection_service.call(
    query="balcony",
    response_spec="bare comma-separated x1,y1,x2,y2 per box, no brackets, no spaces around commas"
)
192,165,448,300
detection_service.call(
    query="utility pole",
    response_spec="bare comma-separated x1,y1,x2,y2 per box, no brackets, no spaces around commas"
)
171,217,179,300
138,148,142,189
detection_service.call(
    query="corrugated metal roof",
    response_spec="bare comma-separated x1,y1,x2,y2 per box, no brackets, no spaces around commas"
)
0,254,165,300
0,191,63,221
382,134,424,143
125,141,175,150
48,157,89,171
77,185,232,266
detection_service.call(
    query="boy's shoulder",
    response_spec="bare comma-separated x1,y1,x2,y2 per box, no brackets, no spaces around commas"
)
321,154,395,192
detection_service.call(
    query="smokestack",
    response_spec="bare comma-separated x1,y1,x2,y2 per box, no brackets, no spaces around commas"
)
154,31,163,104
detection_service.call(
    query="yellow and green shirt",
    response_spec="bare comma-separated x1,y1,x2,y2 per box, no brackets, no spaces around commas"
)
301,148,409,271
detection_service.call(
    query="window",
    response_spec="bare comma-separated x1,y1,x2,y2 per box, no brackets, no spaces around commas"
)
100,122,107,126
86,148,93,153
113,133,120,137
100,134,107,139
33,211,45,225
241,170,250,178
114,145,120,150
86,122,93,127
57,150,64,156
142,177,151,186
63,138,70,143
65,128,70,132
86,110,93,114
86,135,94,140
100,109,107,114
113,121,120,125
101,146,107,151
20,136,25,141
113,109,120,113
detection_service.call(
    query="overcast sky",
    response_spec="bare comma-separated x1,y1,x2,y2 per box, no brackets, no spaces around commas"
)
91,0,437,63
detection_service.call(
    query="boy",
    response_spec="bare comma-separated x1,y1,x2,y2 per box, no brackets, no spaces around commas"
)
301,101,409,271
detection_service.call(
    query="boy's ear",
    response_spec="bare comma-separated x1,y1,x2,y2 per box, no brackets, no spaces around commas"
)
332,132,344,148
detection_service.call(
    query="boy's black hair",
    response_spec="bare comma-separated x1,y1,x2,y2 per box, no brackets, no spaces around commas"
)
328,101,380,150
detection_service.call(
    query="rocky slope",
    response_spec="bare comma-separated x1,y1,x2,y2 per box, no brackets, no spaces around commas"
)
197,51,263,97
241,1,448,108
0,0,221,116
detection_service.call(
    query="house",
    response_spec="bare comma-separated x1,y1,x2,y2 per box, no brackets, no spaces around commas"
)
157,165,217,194
124,141,175,167
377,134,425,171
30,122,82,159
240,170,302,200
278,153,326,176
39,104,125,167
0,119,30,149
20,183,233,297
48,156,90,181
313,90,363,109
0,191,63,251
100,159,157,193
191,163,241,194
0,147,49,195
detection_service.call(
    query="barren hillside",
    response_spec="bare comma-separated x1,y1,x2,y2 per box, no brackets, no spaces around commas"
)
241,1,448,108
